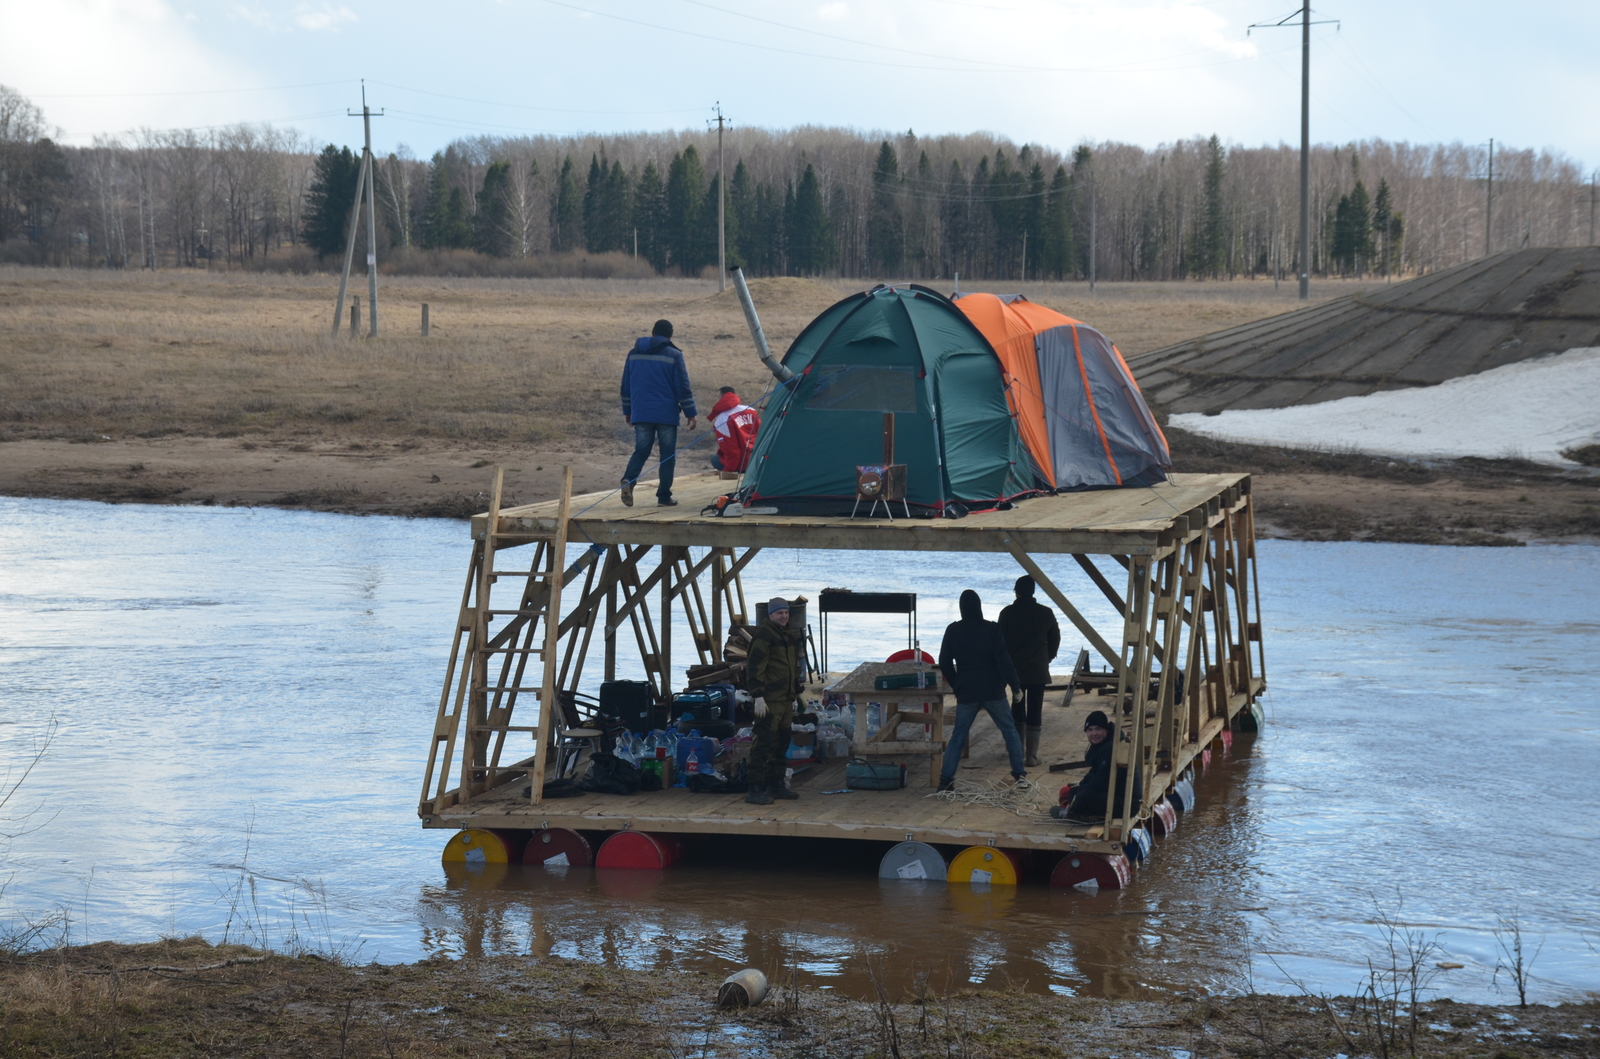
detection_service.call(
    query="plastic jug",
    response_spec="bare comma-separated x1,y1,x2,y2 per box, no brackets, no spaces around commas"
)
674,730,716,778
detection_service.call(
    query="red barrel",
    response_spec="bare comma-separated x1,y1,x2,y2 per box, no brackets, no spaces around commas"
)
595,831,685,869
1050,851,1132,891
1151,799,1179,836
522,827,593,868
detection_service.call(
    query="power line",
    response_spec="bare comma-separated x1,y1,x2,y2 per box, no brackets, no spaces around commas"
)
27,79,357,99
367,79,709,117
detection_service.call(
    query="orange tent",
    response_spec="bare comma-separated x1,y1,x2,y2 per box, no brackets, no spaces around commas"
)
953,293,1171,490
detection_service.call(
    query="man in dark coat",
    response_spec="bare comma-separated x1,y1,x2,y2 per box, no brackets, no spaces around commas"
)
998,575,1060,768
745,597,803,805
619,319,698,507
936,589,1026,791
1052,710,1141,823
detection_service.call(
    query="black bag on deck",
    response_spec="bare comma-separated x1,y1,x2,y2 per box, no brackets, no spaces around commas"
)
577,752,641,796
686,759,749,795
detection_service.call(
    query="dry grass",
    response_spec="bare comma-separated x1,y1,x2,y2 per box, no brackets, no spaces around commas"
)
0,267,1369,446
2,939,1594,1058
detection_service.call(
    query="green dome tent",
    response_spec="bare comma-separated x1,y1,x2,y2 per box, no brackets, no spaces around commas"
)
738,285,1036,516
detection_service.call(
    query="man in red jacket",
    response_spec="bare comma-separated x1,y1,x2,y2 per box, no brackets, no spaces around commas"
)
709,387,761,473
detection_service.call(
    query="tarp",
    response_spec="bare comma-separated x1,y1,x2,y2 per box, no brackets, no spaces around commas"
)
739,286,1034,515
953,293,1171,489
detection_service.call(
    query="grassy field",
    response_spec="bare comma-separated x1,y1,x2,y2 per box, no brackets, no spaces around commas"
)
2,267,1593,543
0,267,1371,445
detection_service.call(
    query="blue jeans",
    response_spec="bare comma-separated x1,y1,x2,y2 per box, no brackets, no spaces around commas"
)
940,697,1026,784
622,422,678,500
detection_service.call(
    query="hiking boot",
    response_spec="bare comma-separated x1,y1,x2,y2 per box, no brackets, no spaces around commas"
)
771,785,799,800
745,785,773,806
620,481,634,507
657,496,679,507
1024,726,1041,768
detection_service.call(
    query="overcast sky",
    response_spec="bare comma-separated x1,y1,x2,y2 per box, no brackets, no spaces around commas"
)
5,0,1597,169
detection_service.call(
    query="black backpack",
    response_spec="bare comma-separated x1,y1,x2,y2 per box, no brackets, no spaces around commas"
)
577,752,642,796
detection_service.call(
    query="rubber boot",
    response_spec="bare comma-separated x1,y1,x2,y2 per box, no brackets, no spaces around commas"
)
745,784,773,806
1025,726,1041,768
771,784,799,800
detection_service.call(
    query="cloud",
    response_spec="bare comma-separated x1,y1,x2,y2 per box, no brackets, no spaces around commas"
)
293,3,357,31
818,3,849,21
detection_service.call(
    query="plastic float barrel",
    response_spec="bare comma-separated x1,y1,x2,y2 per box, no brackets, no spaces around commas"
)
1150,799,1179,836
1237,701,1264,733
1198,746,1213,775
440,828,525,869
717,968,770,1009
1219,728,1234,754
1169,773,1196,814
595,831,685,869
879,841,946,881
1050,851,1132,891
1122,826,1152,864
523,827,593,868
947,846,1023,886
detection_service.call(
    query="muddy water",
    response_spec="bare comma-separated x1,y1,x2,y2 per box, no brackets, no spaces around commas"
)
1,497,1596,1001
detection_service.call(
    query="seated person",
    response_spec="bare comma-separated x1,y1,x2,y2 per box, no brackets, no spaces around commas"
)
709,386,760,472
1051,710,1141,823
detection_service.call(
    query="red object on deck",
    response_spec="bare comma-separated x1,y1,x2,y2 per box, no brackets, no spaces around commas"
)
595,831,685,869
522,827,593,868
1049,851,1131,890
884,649,936,665
1151,799,1179,836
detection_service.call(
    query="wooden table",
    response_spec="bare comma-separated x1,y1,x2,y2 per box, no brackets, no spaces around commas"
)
826,661,948,787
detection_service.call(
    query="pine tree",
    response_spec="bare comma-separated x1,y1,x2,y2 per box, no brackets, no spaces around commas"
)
473,161,512,256
1070,146,1093,278
1041,164,1073,279
1372,178,1394,275
631,160,666,271
866,141,903,276
582,153,606,252
727,159,755,270
418,152,453,250
552,155,583,253
788,163,831,275
941,160,967,280
302,144,359,257
1193,134,1227,278
665,145,706,274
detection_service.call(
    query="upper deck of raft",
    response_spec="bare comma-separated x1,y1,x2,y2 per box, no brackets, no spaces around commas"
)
473,471,1251,555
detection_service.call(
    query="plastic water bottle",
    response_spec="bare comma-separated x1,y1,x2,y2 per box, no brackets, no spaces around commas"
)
866,702,882,738
615,739,637,766
665,729,680,757
630,733,648,760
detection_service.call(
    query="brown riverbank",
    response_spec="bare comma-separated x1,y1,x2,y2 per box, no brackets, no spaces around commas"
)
3,267,1595,542
4,938,1594,1058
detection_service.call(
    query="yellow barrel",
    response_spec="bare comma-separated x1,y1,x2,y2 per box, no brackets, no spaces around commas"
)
440,828,519,868
946,845,1022,886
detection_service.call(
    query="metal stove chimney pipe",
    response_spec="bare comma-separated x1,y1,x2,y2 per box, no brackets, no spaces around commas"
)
731,267,793,383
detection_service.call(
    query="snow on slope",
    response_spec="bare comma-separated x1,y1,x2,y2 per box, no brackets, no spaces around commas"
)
1168,346,1600,466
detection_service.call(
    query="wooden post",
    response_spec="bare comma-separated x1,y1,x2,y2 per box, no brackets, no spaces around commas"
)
421,303,430,336
604,549,618,682
528,466,574,805
461,465,505,804
659,546,673,696
350,297,360,336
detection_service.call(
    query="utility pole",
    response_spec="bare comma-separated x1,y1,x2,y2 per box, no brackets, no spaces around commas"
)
1485,138,1494,258
1589,173,1596,246
1250,3,1338,301
710,103,730,291
331,82,383,338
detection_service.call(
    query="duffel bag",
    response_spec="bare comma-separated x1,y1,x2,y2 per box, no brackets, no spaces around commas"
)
845,758,906,791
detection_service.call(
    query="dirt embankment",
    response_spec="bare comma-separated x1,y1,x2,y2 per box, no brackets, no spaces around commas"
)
4,939,1595,1058
2,268,1594,542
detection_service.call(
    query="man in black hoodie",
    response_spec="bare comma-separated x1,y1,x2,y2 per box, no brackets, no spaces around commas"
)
936,589,1026,791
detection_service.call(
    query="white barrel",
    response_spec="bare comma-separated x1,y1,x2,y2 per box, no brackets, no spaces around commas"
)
717,968,769,1008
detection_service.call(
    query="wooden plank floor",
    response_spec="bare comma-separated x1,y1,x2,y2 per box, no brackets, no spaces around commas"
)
427,686,1238,856
472,472,1248,555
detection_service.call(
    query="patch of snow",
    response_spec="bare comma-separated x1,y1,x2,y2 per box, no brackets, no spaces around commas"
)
1169,346,1600,466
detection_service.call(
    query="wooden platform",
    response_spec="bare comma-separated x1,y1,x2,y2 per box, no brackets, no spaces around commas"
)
422,678,1261,856
474,471,1250,556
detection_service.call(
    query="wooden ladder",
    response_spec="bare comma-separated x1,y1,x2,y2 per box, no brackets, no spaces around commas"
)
420,466,574,814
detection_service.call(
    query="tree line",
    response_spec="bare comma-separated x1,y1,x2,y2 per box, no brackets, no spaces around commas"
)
3,84,1595,280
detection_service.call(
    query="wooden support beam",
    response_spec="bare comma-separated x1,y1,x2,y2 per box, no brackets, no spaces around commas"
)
1072,553,1125,613
1002,538,1122,676
529,467,574,805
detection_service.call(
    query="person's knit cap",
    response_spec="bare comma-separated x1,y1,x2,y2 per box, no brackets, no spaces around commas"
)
1083,710,1111,731
767,597,790,615
652,318,674,337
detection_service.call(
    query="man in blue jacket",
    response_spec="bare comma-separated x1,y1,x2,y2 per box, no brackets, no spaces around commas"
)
620,319,698,507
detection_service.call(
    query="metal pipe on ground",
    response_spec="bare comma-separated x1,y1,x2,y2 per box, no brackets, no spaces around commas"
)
731,268,793,383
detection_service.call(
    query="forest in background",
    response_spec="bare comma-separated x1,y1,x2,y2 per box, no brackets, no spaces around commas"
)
2,84,1596,282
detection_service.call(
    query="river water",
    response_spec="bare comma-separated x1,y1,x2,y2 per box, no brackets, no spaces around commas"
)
1,497,1596,1002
